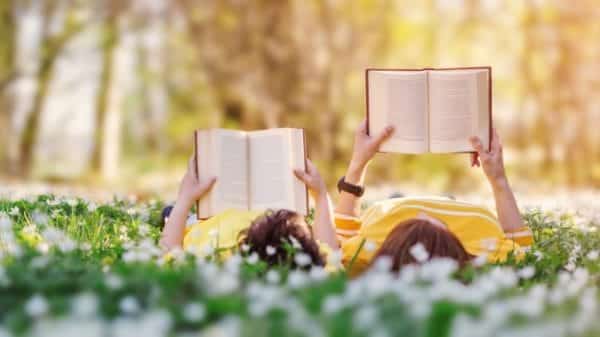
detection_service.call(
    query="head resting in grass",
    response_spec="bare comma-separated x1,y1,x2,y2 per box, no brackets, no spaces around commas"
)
372,215,475,272
238,209,325,269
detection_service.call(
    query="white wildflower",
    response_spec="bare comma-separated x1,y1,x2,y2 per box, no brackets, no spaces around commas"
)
480,238,498,251
138,223,151,236
309,266,328,281
186,214,198,226
120,296,140,314
266,270,281,284
9,207,19,216
372,256,392,272
241,244,250,253
565,261,576,272
266,245,276,256
72,293,98,317
287,270,308,289
0,212,12,230
353,305,378,330
201,244,214,257
586,250,599,261
246,252,259,265
183,302,206,322
409,242,430,263
322,295,344,314
364,240,377,252
31,211,49,226
105,274,124,290
327,250,343,269
31,256,49,269
289,236,302,250
294,252,312,267
533,250,544,261
518,266,536,279
25,294,49,317
472,253,488,267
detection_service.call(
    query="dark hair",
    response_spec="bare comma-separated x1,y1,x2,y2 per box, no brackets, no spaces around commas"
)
159,205,174,230
372,218,474,272
239,209,325,269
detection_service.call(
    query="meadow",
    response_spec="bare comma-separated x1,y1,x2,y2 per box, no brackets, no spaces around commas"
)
1,195,600,337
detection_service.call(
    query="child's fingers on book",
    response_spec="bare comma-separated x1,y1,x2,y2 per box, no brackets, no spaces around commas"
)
356,119,368,135
293,169,308,182
470,153,480,167
491,129,502,152
187,156,195,171
373,126,394,146
200,177,217,191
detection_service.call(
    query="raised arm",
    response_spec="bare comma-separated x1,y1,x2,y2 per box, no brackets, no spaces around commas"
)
470,129,525,232
159,158,216,251
294,159,340,250
335,120,394,217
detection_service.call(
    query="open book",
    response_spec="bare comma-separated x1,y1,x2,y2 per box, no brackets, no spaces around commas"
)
366,67,492,153
194,128,308,219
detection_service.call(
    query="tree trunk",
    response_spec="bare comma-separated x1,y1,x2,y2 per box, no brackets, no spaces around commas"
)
92,16,118,174
0,0,15,173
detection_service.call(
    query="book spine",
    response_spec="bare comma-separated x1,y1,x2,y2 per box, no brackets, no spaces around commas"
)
303,129,309,216
193,130,200,220
365,69,370,136
488,67,493,152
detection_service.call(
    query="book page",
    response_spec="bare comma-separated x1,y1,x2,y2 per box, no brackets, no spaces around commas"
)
248,129,296,212
428,69,490,153
290,129,308,215
196,130,214,218
207,130,249,215
367,70,429,153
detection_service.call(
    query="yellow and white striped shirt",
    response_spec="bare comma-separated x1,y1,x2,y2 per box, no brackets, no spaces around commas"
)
336,197,533,276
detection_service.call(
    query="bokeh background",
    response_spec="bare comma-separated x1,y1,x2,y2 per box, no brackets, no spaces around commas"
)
0,0,599,202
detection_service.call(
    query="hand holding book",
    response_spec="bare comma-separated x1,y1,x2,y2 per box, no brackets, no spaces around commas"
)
294,159,327,200
469,128,507,187
366,67,492,154
177,157,216,206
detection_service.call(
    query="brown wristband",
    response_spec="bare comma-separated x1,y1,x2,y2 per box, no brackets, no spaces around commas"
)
337,176,365,197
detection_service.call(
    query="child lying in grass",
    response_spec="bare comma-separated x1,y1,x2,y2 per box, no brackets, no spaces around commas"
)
161,122,532,274
334,121,533,275
160,156,339,269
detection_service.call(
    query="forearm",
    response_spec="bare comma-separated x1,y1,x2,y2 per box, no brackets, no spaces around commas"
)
335,161,367,217
490,177,525,232
313,193,340,250
159,197,193,250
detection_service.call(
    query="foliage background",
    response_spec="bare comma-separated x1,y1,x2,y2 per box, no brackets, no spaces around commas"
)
0,0,599,198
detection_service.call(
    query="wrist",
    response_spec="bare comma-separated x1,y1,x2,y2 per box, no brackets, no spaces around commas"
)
489,175,509,190
346,161,368,185
176,192,196,208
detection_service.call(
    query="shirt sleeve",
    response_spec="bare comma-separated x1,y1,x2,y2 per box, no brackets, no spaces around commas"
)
334,213,362,243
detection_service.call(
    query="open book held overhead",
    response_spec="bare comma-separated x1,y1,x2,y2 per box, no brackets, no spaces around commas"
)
366,67,492,154
194,128,308,219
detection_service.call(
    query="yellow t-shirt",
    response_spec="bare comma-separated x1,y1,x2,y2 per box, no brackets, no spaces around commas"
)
335,197,533,276
182,209,335,270
183,209,263,256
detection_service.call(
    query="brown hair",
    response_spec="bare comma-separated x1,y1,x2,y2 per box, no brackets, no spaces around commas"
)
372,218,475,272
239,209,325,269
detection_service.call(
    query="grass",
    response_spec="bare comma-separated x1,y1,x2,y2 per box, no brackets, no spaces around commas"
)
0,195,600,337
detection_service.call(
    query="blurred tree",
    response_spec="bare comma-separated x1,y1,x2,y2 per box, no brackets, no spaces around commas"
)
18,1,86,176
177,0,394,177
0,0,15,173
92,0,129,179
